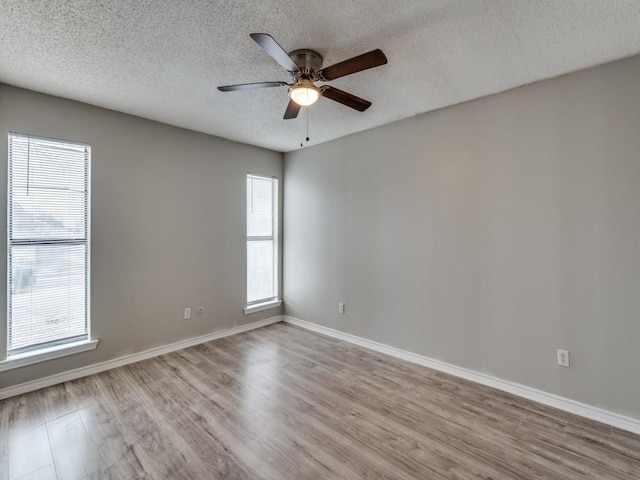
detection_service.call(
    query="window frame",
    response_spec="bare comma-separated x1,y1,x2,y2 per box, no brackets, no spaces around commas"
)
245,173,280,313
4,132,94,365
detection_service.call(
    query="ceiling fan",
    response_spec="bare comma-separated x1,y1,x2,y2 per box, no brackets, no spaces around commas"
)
218,33,387,119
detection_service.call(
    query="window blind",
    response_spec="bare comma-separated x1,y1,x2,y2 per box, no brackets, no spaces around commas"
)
8,133,90,355
247,174,277,305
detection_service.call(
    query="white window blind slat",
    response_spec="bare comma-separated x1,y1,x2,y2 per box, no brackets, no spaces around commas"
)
8,133,90,355
247,174,278,305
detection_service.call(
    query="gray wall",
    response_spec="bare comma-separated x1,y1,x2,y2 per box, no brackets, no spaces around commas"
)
283,55,640,419
0,84,282,389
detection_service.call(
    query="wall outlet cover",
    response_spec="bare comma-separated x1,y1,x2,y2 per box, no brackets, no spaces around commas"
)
557,349,570,367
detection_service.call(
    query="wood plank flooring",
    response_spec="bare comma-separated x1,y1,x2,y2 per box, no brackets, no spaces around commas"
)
1,322,640,479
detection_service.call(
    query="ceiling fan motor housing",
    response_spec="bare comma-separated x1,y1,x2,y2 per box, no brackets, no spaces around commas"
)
289,49,323,78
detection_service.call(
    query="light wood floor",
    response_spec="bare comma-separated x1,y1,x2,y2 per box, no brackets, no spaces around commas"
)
1,323,640,479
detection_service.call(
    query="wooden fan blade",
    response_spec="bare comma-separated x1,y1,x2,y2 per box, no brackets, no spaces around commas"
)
318,49,387,81
321,86,371,112
283,99,301,119
218,81,287,92
250,33,300,72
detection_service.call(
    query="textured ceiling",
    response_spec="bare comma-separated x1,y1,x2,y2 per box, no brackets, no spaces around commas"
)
1,1,640,152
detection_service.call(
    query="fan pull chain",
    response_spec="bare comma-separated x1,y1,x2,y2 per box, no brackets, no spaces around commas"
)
300,108,311,147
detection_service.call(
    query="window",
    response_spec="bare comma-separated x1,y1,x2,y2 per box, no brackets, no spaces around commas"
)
7,133,90,357
246,174,279,309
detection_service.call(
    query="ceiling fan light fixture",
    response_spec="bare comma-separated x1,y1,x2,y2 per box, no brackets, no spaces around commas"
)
289,80,320,107
218,34,387,119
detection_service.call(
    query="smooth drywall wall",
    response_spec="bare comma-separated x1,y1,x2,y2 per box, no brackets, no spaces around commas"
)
0,84,282,389
283,54,640,419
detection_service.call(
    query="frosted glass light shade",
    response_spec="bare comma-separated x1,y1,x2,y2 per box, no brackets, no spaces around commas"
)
289,82,320,107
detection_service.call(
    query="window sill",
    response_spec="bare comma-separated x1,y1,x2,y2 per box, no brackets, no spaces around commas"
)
0,339,99,373
244,300,282,315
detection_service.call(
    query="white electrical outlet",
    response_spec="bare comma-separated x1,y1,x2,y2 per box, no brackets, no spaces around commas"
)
338,302,345,314
557,349,570,367
184,307,191,320
197,306,204,315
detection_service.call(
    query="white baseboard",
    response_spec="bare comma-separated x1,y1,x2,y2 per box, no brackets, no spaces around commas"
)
283,315,640,436
5,313,639,436
0,316,282,400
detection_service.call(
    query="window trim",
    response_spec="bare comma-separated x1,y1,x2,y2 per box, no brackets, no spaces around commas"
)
246,173,279,310
0,339,99,372
6,132,93,359
243,299,282,315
